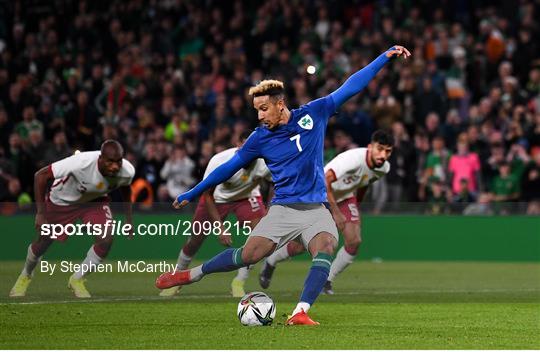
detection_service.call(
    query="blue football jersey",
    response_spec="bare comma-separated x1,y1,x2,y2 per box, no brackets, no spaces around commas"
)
236,95,336,204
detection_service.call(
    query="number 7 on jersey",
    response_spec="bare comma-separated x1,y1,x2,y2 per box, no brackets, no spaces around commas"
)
290,134,302,152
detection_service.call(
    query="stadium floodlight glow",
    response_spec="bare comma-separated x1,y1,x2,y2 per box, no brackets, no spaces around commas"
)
306,65,316,74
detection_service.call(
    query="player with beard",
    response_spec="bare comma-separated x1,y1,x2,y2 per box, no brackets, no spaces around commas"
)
259,130,394,294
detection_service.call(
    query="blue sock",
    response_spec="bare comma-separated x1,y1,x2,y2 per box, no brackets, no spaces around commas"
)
299,253,333,305
201,247,244,274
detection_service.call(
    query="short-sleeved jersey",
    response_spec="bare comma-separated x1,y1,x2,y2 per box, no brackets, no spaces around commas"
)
236,96,336,204
204,147,271,203
491,174,519,196
448,153,481,194
49,151,135,206
324,148,390,203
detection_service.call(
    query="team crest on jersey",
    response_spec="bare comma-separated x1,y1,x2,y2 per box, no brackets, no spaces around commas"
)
298,115,313,130
96,182,105,190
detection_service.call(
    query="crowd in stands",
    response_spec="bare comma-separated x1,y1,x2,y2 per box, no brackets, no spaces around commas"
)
0,0,539,214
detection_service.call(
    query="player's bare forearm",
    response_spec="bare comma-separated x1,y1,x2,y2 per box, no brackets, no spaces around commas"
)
34,166,54,214
329,45,411,108
327,190,340,213
325,170,339,211
203,190,221,223
325,169,347,231
203,190,231,246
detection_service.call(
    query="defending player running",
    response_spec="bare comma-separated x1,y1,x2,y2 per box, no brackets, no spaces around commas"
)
260,130,394,294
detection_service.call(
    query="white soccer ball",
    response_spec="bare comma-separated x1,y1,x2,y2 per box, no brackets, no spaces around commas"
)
237,292,276,326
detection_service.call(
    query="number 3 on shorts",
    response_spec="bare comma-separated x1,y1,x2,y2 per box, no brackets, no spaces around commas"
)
290,134,302,152
103,205,113,219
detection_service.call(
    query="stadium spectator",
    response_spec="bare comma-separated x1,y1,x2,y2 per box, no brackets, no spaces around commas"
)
0,0,538,214
522,148,540,214
15,106,43,143
0,146,17,202
425,177,450,215
490,162,520,202
448,133,481,198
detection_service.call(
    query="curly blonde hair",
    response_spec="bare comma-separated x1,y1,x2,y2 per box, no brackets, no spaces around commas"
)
248,79,285,97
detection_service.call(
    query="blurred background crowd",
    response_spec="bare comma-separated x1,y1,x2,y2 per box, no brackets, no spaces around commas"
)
0,0,539,214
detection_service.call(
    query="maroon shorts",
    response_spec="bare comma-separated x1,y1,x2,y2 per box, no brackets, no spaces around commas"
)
43,197,112,241
338,196,360,224
193,196,267,224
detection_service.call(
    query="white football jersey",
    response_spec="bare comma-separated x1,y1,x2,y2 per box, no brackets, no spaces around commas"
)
204,147,272,203
324,148,390,203
49,151,135,206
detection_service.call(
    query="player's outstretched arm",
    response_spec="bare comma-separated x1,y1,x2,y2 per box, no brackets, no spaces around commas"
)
173,153,250,209
330,45,411,108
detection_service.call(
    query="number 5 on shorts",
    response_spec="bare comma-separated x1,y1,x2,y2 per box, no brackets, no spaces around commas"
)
348,203,359,221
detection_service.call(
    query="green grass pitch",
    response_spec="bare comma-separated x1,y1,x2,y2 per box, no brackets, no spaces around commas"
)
1,260,539,349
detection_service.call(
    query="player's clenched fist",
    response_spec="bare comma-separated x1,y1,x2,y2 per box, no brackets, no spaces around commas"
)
385,45,411,59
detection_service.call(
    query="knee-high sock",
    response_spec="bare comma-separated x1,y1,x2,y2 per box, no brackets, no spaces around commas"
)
266,243,292,266
176,248,192,270
73,246,103,279
328,246,356,282
21,244,41,277
189,247,245,282
293,253,333,315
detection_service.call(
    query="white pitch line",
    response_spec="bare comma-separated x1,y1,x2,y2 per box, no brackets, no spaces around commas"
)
0,294,238,305
339,288,540,295
1,288,538,306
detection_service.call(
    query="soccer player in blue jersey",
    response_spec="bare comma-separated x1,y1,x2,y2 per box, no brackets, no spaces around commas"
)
156,45,411,325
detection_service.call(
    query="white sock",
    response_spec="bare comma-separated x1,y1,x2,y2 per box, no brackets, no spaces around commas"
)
21,245,41,277
292,302,311,315
73,246,103,279
267,245,290,266
176,248,192,270
234,266,250,281
328,246,356,282
189,265,204,282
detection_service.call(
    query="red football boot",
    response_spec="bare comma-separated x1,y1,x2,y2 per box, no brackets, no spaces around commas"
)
155,270,192,289
286,309,320,326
